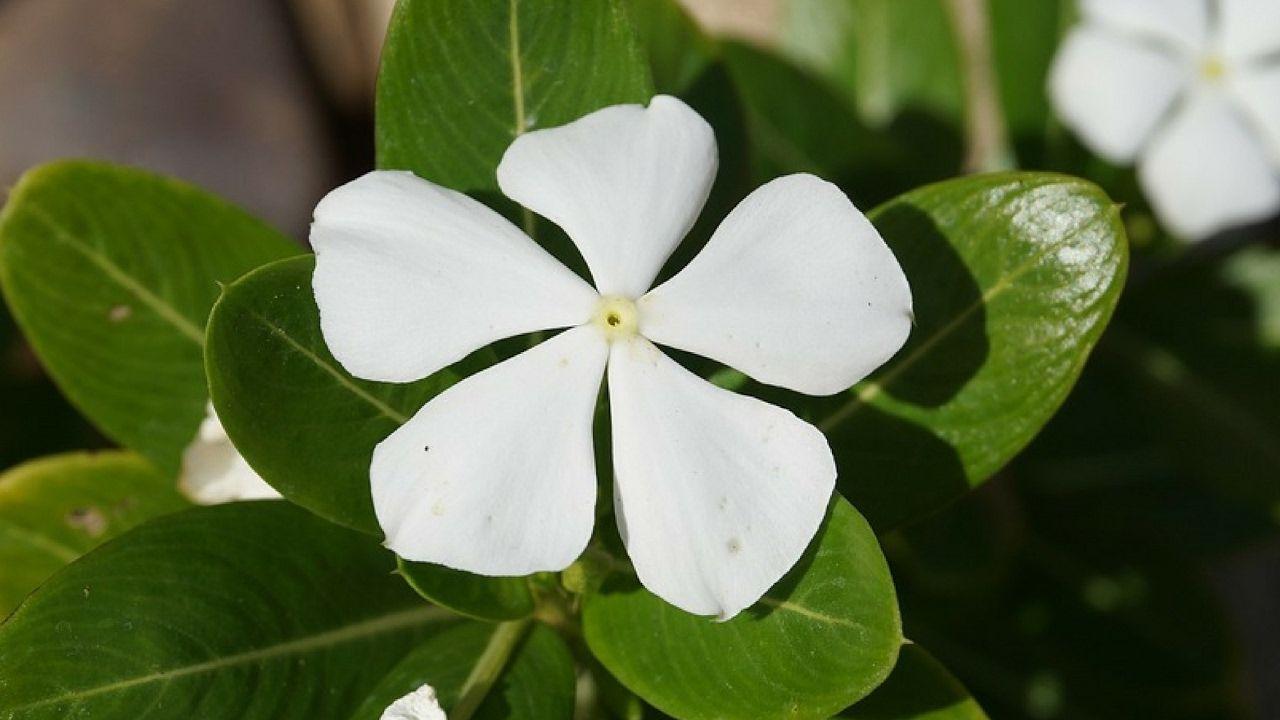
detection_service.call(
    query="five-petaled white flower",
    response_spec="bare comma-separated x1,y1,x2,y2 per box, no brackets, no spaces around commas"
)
179,403,280,504
1050,0,1280,240
380,684,446,720
310,95,912,619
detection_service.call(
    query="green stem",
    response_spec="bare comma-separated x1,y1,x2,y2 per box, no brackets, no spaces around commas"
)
450,619,533,720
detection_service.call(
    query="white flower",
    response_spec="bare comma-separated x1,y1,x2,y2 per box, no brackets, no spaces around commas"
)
380,684,446,720
1049,0,1280,240
310,95,912,619
179,403,281,504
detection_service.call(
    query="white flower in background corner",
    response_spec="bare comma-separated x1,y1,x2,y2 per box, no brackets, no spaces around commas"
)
310,95,912,619
381,684,446,720
1049,0,1280,240
179,403,281,504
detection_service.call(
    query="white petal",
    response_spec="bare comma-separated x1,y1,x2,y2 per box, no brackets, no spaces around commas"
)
640,174,911,396
311,170,598,383
381,684,446,720
607,338,836,619
372,326,607,575
1219,0,1280,61
180,404,280,504
1079,0,1208,53
1139,89,1280,240
1229,65,1280,164
1049,27,1190,163
496,95,717,298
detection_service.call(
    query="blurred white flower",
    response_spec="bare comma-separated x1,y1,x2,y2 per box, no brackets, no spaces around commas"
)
381,684,446,720
1050,0,1280,239
179,403,280,504
311,95,912,619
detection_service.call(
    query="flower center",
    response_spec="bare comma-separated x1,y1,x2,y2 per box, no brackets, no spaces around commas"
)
593,295,639,340
1199,55,1227,82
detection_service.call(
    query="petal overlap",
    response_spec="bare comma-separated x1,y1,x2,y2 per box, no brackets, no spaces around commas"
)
1049,26,1190,163
1138,89,1280,239
1079,0,1208,54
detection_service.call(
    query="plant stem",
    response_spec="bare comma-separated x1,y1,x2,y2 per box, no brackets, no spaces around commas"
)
945,0,1014,173
450,618,533,720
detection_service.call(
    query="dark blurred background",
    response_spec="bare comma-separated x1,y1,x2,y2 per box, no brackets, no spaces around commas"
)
1,2,1277,719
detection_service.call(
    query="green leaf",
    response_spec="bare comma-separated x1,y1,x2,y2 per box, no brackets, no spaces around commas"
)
623,0,718,95
205,255,462,534
398,558,535,622
0,451,189,616
0,501,454,719
839,644,988,719
780,0,963,128
582,496,902,720
376,0,653,193
893,486,1245,720
351,622,575,720
811,173,1127,531
988,0,1069,166
1095,246,1280,515
0,161,300,473
718,42,963,210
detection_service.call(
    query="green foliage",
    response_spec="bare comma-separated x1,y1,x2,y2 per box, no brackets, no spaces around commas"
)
811,173,1127,531
0,451,188,616
0,502,453,719
0,161,300,473
781,0,963,127
204,256,463,534
398,558,536,622
583,497,902,720
840,644,988,720
376,0,653,192
351,622,576,720
623,0,717,95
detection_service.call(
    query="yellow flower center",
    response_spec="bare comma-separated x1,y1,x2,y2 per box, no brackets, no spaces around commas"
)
1200,55,1227,82
594,295,639,341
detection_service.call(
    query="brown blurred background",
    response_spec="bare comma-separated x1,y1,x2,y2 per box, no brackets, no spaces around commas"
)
0,0,778,238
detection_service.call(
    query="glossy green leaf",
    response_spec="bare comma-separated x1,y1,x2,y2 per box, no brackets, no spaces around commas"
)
0,502,454,719
398,558,535,622
624,0,717,95
0,161,300,473
808,173,1127,531
839,644,988,719
582,497,902,720
351,622,575,720
0,451,189,616
376,0,653,192
205,255,463,534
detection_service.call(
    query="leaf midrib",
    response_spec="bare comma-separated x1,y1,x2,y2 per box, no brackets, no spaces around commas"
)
23,204,205,346
0,520,80,563
7,605,453,711
248,311,409,424
820,205,1114,431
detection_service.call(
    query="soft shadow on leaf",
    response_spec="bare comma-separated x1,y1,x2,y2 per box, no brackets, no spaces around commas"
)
838,644,989,719
862,204,988,407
